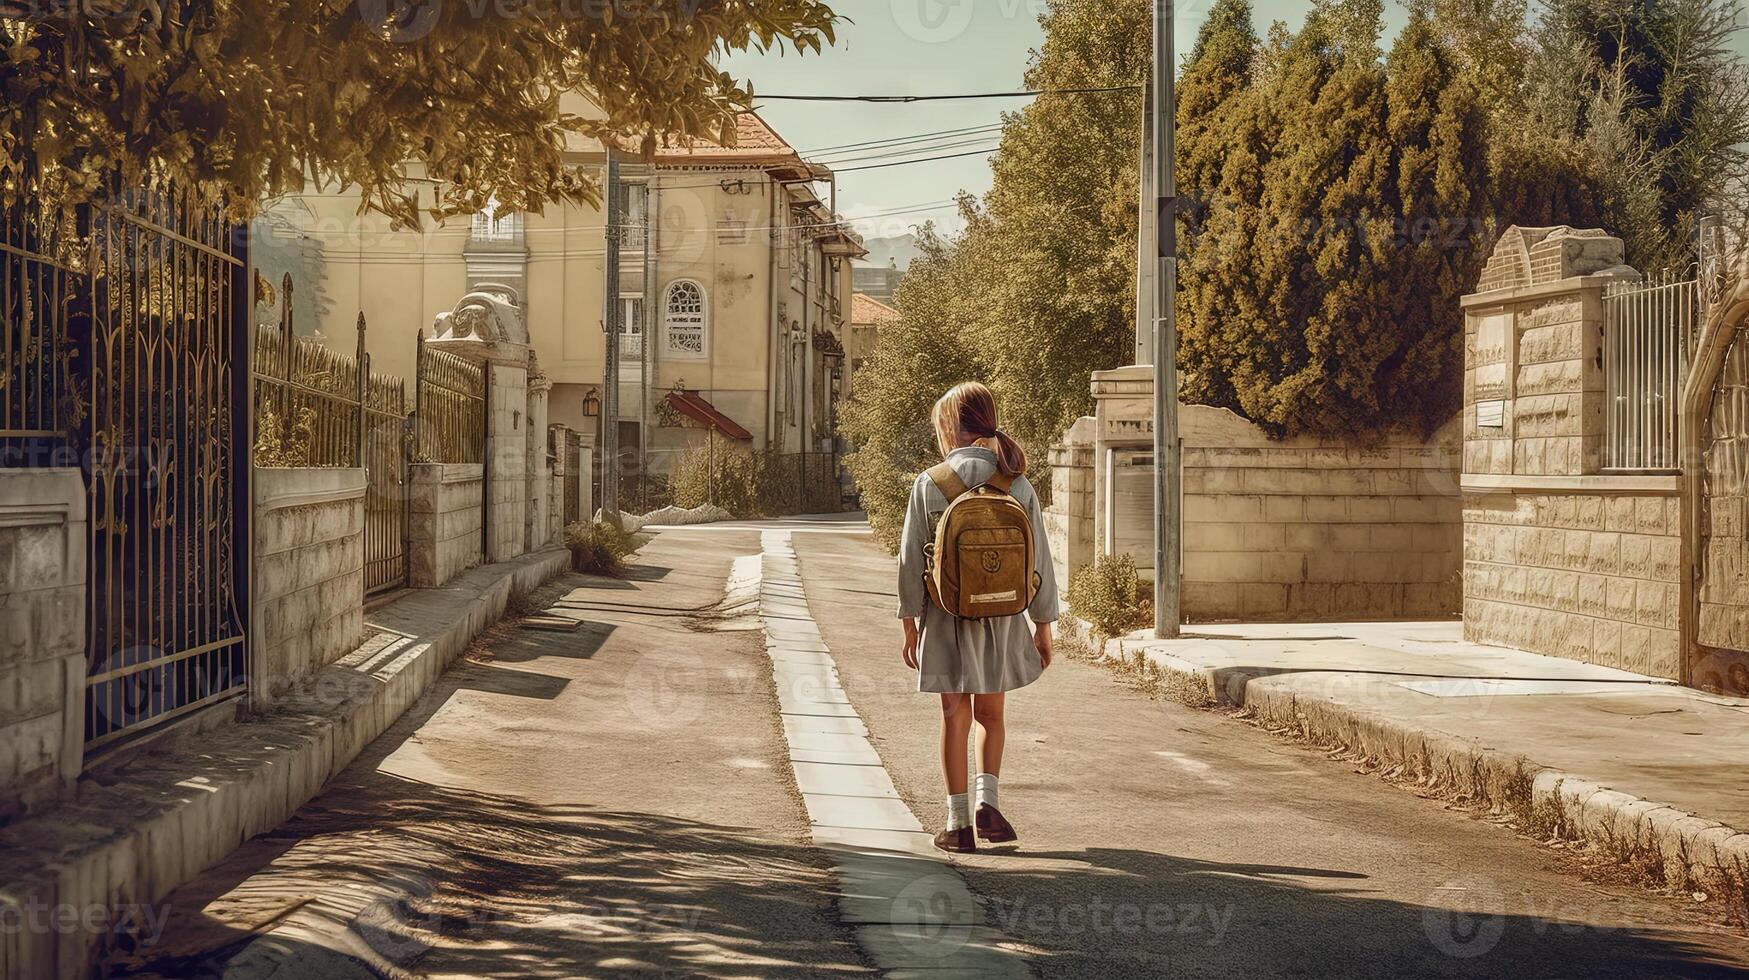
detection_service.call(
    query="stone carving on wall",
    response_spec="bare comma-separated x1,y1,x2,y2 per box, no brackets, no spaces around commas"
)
1477,226,1631,292
432,282,529,348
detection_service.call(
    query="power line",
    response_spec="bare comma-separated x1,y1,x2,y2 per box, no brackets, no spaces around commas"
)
828,148,999,173
754,85,1140,103
814,136,1002,165
802,123,1003,155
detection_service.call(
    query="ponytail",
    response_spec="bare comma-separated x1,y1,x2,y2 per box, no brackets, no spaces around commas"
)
990,430,1027,478
933,381,1027,478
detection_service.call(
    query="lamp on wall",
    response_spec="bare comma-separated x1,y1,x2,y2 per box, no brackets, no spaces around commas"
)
582,388,601,417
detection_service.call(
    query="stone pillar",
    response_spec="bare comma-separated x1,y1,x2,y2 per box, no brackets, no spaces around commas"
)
0,468,86,821
252,467,367,698
428,285,535,565
485,358,530,562
526,363,552,553
1046,417,1097,593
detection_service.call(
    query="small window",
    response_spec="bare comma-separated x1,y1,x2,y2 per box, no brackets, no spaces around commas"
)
471,198,521,243
664,280,707,359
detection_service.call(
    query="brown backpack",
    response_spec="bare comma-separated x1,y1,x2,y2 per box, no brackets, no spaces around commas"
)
922,462,1040,619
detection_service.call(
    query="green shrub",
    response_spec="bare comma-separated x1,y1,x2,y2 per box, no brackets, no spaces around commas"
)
563,520,643,577
1065,553,1153,639
667,435,844,518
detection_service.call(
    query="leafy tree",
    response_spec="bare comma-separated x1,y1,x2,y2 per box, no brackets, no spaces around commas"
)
0,1,838,222
842,0,1148,548
1524,0,1749,269
841,224,982,550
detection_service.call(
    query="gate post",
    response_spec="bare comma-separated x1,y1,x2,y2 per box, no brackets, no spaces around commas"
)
427,286,532,563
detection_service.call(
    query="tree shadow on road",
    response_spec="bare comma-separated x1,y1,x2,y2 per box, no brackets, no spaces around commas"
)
954,844,1748,979
112,782,870,978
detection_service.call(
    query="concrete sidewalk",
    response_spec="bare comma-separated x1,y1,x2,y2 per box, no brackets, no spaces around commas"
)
1104,621,1749,915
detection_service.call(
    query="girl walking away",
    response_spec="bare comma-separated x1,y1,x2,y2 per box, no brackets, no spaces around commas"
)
898,382,1059,853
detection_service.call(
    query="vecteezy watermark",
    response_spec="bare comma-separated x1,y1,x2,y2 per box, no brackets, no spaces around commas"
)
990,897,1234,944
1423,875,1506,959
889,0,980,44
0,898,171,949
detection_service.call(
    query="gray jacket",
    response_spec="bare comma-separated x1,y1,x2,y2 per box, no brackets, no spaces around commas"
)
896,446,1060,693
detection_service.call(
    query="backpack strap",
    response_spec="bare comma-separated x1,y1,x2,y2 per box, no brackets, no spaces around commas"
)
985,471,1017,494
925,461,970,502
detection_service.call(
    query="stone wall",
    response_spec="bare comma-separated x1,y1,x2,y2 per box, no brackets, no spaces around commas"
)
486,362,529,562
1464,487,1680,676
0,469,86,821
1045,379,1463,622
1457,226,1683,677
253,468,366,696
410,462,485,588
1177,409,1461,621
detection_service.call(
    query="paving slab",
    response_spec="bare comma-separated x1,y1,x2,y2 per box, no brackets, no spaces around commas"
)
755,530,1034,978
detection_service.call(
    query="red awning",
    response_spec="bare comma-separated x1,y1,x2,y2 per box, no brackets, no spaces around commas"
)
665,390,753,441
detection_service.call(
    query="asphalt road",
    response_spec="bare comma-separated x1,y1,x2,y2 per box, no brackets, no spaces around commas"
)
789,524,1749,979
116,529,869,979
116,520,1749,979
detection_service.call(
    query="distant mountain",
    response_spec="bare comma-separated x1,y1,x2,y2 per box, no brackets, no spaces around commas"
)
855,233,921,272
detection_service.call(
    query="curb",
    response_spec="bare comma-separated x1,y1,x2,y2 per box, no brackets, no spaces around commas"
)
1077,621,1749,919
0,549,569,980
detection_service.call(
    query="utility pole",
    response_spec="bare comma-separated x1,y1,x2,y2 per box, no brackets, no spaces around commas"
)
1135,87,1155,366
1152,0,1181,639
640,174,658,513
602,155,622,519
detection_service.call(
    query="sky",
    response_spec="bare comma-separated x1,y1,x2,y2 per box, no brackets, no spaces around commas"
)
720,1,1372,246
724,1,1749,251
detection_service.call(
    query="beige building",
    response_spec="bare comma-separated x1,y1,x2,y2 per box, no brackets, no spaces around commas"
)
846,292,900,400
260,96,863,492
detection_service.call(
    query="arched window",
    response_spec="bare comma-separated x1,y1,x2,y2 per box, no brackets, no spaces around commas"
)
664,280,707,359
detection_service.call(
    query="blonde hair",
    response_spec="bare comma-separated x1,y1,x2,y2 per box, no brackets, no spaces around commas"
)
932,382,1027,477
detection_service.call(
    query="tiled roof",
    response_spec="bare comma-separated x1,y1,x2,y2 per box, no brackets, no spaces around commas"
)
851,293,900,326
650,111,802,167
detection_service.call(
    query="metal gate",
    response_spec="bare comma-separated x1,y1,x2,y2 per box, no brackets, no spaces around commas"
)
362,330,410,596
565,430,583,525
81,181,251,751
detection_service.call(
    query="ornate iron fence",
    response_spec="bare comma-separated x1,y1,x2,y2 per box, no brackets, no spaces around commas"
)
414,331,484,463
0,180,79,454
252,274,361,467
81,179,250,751
362,337,410,596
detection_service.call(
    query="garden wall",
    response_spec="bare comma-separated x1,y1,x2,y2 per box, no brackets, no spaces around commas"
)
0,469,86,821
1047,368,1463,623
409,462,485,588
252,467,366,696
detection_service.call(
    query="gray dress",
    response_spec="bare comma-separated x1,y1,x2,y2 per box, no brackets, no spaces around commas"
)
897,446,1060,694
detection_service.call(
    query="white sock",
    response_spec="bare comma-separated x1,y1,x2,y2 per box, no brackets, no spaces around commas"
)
975,773,999,811
946,793,971,831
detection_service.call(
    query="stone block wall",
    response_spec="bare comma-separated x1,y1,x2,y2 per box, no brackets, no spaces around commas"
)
1456,227,1685,678
486,362,529,562
410,462,485,588
1177,409,1462,620
253,468,366,696
0,469,86,821
1463,489,1680,676
1045,389,1463,623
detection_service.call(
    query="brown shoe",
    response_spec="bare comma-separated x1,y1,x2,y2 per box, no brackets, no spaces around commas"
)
976,804,1018,844
933,826,976,853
